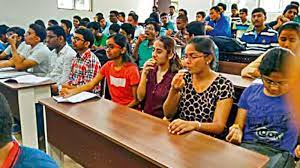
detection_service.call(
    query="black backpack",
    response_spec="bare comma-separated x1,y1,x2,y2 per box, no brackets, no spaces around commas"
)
210,36,246,52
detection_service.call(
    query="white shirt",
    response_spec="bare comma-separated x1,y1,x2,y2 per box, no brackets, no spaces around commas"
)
4,41,31,57
47,43,76,84
134,25,144,39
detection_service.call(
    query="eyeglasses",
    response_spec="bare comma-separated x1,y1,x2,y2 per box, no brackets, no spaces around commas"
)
105,44,121,50
261,75,288,87
72,37,85,42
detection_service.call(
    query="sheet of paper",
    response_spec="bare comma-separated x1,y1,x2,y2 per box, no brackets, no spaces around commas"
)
53,92,98,103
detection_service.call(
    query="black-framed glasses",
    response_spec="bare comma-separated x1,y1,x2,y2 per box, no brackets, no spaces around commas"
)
261,75,288,87
72,37,85,42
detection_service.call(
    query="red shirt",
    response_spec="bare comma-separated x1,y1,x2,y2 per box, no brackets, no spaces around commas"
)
100,61,140,105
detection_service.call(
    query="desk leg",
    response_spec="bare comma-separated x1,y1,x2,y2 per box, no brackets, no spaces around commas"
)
49,144,64,167
18,88,39,149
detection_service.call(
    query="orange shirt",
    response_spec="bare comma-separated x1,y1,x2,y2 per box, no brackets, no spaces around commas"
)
100,61,140,105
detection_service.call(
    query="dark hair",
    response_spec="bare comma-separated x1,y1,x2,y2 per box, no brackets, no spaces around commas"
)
128,13,139,22
157,36,183,73
283,4,299,15
120,23,135,39
47,25,66,41
153,6,158,11
34,19,46,29
107,34,131,63
169,5,175,9
186,21,205,36
7,27,25,40
217,3,227,11
75,28,94,48
79,20,89,27
179,9,188,16
259,47,294,76
240,8,248,14
109,23,121,33
291,1,300,7
0,93,13,148
278,21,300,36
48,19,59,26
231,3,238,10
73,15,82,21
196,11,206,18
149,12,160,23
61,19,73,31
81,17,90,23
110,10,119,16
29,23,46,42
210,6,221,13
96,12,103,18
252,7,266,16
119,12,125,18
87,21,100,31
176,14,188,22
188,36,217,68
145,21,161,32
160,12,168,17
0,25,9,36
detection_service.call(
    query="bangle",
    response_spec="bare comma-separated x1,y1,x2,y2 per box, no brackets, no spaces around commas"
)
196,121,201,131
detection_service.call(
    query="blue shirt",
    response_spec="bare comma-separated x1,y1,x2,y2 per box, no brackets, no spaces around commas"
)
0,42,6,53
207,14,231,37
15,146,59,168
239,26,278,51
66,33,73,46
238,84,298,153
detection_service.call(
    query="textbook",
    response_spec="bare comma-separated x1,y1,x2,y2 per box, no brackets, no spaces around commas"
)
4,74,50,84
53,92,98,103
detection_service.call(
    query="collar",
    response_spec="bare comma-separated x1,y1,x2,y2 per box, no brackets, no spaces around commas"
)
2,141,20,168
76,49,92,60
30,42,43,51
56,43,68,56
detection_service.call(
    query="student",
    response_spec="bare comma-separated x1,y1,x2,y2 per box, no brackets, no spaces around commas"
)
231,3,241,24
196,11,206,23
206,6,231,37
127,13,144,39
0,25,9,52
239,8,278,51
160,12,176,36
34,20,46,29
217,2,231,23
174,15,188,46
0,93,59,168
137,36,182,118
62,28,101,95
291,1,300,23
98,15,111,37
268,4,298,31
61,34,140,107
178,9,188,17
109,23,121,35
168,5,178,24
47,19,58,27
241,22,300,78
232,8,252,39
73,15,81,31
133,21,160,69
60,19,73,46
226,47,298,167
87,21,108,50
118,12,126,23
0,24,50,77
45,25,76,94
109,10,121,25
120,23,135,55
164,36,234,136
0,27,30,60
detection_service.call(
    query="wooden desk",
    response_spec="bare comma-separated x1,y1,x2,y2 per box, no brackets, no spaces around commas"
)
40,98,269,168
0,79,54,149
219,61,248,75
220,50,263,63
220,73,254,89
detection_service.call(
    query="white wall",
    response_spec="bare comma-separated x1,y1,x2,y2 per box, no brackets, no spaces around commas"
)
0,0,153,28
178,0,212,21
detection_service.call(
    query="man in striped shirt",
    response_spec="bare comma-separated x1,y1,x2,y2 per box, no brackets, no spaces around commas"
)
239,8,278,51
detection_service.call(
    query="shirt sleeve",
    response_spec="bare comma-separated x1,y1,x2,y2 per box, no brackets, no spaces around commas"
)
218,78,235,101
67,58,76,85
27,49,46,64
60,54,75,84
238,85,252,110
3,45,11,55
128,65,140,86
241,53,265,77
100,61,110,77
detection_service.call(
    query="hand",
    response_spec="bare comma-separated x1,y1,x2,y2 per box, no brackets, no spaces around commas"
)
168,119,197,135
226,125,243,145
60,88,78,98
137,34,146,43
205,25,213,32
8,34,18,46
171,71,185,91
294,145,300,158
142,59,156,75
166,30,173,36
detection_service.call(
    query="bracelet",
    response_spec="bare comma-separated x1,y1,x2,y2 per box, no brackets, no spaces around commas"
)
196,121,202,131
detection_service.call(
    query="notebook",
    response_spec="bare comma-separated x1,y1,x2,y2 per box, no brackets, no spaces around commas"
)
53,92,98,103
0,71,29,79
4,74,51,84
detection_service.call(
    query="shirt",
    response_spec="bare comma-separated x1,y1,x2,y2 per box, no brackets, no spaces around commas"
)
94,34,108,47
66,33,73,46
138,40,153,68
144,68,175,118
238,84,298,153
232,20,252,39
100,61,140,105
100,22,111,36
239,26,278,51
207,14,232,37
3,41,31,59
134,25,144,39
168,13,178,24
24,42,51,77
47,43,76,84
67,49,101,95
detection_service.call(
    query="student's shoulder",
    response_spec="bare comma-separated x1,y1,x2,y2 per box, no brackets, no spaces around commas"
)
243,83,264,95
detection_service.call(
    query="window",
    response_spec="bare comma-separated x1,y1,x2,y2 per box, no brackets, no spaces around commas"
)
57,0,92,11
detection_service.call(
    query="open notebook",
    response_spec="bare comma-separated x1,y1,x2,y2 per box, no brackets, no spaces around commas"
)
53,92,98,103
4,74,50,84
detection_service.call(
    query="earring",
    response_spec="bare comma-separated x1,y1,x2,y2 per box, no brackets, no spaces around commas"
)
206,62,210,65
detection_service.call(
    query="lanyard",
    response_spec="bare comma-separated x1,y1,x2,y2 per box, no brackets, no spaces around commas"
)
1,141,20,168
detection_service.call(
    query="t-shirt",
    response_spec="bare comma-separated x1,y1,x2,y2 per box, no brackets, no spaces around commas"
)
94,34,108,47
207,14,232,37
137,40,153,68
100,61,140,105
177,73,234,123
23,42,51,77
238,84,298,153
144,68,175,118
